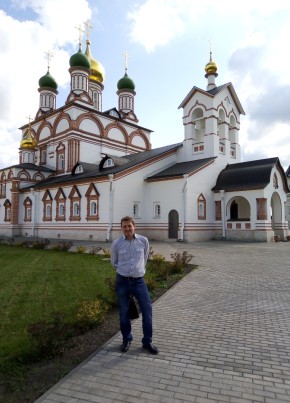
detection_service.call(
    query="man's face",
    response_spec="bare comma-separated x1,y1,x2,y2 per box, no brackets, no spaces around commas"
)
121,220,135,239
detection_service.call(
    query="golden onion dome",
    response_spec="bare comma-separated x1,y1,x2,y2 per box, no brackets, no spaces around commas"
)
85,40,105,83
205,51,218,75
20,129,37,149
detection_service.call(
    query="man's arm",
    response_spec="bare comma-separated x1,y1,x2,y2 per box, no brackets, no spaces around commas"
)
110,241,118,269
144,237,149,264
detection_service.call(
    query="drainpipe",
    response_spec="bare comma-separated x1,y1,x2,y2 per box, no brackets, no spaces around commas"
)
220,189,226,239
30,188,36,237
106,174,114,242
179,174,188,241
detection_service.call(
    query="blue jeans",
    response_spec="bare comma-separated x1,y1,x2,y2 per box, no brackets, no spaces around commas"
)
116,274,152,345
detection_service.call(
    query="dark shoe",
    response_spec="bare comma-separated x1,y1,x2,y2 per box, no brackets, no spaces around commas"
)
142,343,158,355
120,340,131,353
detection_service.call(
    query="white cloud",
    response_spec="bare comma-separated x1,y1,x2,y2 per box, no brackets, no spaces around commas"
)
127,0,191,53
0,1,92,168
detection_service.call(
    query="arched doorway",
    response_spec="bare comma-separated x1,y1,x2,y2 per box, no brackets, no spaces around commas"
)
230,200,238,220
227,197,250,221
168,210,179,239
271,192,282,232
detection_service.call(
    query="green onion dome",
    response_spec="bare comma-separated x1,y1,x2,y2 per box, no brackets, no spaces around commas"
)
69,48,90,69
117,73,135,91
38,70,58,90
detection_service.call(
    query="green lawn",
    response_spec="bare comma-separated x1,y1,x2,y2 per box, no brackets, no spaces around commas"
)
0,245,115,363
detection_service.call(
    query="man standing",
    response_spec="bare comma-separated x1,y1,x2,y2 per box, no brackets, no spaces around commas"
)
110,216,158,354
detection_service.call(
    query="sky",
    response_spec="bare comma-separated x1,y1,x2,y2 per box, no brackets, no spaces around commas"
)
0,0,290,170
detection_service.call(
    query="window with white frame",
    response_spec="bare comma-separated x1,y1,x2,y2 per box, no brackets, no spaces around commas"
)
197,193,206,220
27,208,31,220
59,154,65,170
103,158,114,168
85,183,99,221
75,165,83,174
46,204,52,218
133,203,140,218
59,203,65,216
154,203,161,218
4,199,11,222
73,202,80,216
90,201,97,216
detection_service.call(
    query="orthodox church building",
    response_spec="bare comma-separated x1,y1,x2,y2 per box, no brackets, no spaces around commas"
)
0,35,289,243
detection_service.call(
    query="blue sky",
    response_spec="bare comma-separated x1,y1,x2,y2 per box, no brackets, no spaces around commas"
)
1,0,290,169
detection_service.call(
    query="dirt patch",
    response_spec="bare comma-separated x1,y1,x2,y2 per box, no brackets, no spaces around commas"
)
3,309,120,403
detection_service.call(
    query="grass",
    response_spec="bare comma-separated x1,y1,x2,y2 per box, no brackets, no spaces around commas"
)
0,245,115,364
0,243,196,401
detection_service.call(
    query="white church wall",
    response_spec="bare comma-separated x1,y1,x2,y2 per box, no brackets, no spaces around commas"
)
79,119,101,135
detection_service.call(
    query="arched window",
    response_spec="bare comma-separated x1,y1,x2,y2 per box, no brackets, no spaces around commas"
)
85,183,99,221
56,143,65,172
55,188,66,221
197,194,206,220
103,158,114,168
69,185,81,221
23,197,32,222
46,205,51,218
90,201,97,216
4,199,11,222
73,202,80,216
59,154,65,170
192,108,205,152
42,189,53,221
133,203,140,218
59,203,65,216
154,203,161,218
273,173,278,189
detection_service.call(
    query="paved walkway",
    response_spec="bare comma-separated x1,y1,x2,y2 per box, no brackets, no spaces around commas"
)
36,240,290,403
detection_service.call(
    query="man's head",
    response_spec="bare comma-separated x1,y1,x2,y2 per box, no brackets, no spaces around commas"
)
121,216,136,240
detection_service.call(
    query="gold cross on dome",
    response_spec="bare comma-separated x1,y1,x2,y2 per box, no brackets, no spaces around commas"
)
26,115,32,126
209,37,213,60
122,51,129,73
75,24,85,45
84,19,93,40
45,50,54,70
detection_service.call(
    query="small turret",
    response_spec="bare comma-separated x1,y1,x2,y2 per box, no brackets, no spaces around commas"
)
205,51,218,91
117,52,138,122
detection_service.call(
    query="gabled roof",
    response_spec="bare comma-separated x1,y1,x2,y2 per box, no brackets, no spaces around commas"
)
28,143,182,189
212,157,289,192
178,82,245,115
1,163,54,173
146,157,216,182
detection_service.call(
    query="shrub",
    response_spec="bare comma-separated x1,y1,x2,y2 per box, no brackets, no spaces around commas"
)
148,253,169,281
76,299,109,331
170,251,193,272
147,246,155,260
145,276,158,292
16,240,31,248
51,241,73,251
27,313,74,358
102,248,111,258
104,277,118,306
32,239,50,249
89,246,102,255
76,245,87,254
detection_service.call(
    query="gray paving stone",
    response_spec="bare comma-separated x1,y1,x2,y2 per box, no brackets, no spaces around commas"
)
35,241,290,403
